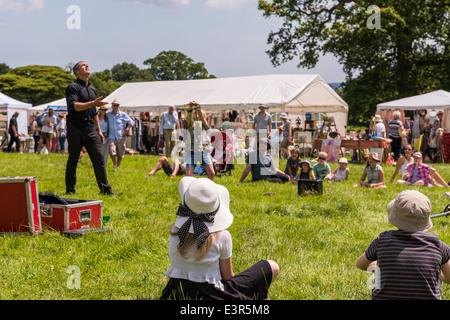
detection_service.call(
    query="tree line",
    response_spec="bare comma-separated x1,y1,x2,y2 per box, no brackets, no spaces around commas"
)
258,0,450,124
0,51,215,107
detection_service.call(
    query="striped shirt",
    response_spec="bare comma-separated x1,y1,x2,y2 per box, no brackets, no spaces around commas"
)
388,119,403,138
365,230,450,300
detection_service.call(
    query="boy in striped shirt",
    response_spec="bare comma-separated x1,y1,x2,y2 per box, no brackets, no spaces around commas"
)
356,190,450,299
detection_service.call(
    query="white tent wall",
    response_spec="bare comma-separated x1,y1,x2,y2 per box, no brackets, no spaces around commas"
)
104,74,349,134
0,93,32,135
377,90,450,131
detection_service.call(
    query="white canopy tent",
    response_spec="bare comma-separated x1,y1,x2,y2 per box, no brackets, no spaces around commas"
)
377,89,450,131
0,92,32,135
30,97,67,114
104,74,349,134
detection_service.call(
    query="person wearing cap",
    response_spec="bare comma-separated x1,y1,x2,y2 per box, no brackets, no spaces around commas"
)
327,157,350,182
38,108,57,153
239,138,290,183
279,113,292,158
353,152,386,188
372,114,386,139
106,99,134,169
395,150,449,187
252,104,272,144
65,61,116,195
160,177,279,300
356,190,450,299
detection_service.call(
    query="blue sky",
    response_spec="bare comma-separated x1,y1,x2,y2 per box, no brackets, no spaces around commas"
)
0,0,346,82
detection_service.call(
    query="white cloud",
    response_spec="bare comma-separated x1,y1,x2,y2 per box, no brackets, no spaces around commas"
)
205,0,256,10
0,0,45,12
115,0,190,7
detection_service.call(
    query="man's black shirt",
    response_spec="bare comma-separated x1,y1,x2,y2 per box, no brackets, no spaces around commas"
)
65,78,98,132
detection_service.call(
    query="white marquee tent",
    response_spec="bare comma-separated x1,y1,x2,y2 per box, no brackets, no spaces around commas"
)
376,89,450,131
104,74,349,134
0,92,32,135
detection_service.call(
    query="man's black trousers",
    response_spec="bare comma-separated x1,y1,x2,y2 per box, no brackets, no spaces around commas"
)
65,124,112,194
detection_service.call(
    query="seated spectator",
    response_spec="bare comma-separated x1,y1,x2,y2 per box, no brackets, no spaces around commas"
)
397,152,449,187
356,190,450,299
389,144,414,183
239,139,290,183
313,152,331,180
326,157,349,182
160,177,279,300
353,152,387,188
284,148,301,181
291,159,315,185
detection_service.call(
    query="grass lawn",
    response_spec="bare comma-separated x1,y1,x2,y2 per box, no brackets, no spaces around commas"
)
0,151,449,300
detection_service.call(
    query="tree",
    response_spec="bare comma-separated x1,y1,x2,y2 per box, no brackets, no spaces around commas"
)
143,51,216,81
258,0,450,122
0,65,75,106
0,63,10,75
111,62,155,82
89,69,123,99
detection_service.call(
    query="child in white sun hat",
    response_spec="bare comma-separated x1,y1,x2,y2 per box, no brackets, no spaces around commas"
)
160,176,279,300
356,190,450,299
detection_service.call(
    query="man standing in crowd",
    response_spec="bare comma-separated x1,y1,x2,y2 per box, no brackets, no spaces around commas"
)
7,111,20,153
160,105,178,158
253,104,272,144
65,61,118,195
106,99,134,169
38,108,57,153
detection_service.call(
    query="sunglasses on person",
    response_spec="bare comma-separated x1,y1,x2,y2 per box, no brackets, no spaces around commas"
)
318,157,326,160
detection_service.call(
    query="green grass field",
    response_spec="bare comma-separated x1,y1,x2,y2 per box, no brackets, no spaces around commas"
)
0,152,449,300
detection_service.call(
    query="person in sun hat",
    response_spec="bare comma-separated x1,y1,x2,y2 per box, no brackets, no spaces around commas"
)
326,157,350,182
373,114,386,139
353,152,386,188
160,177,279,300
356,190,450,299
279,112,292,158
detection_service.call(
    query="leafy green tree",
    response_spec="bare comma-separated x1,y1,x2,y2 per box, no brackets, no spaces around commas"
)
0,63,10,75
143,51,216,81
0,65,75,106
258,0,450,123
89,69,123,99
111,62,154,82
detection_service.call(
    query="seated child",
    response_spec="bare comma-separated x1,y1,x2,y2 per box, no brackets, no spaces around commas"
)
313,152,331,180
160,177,280,300
326,157,349,181
284,148,301,181
353,152,386,188
291,159,315,184
356,190,450,299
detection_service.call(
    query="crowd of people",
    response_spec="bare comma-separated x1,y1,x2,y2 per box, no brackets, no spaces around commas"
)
2,60,450,300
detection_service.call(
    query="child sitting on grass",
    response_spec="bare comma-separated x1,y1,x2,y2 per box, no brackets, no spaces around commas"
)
326,157,349,182
291,159,315,184
356,190,450,300
353,152,386,188
313,151,331,180
284,148,301,181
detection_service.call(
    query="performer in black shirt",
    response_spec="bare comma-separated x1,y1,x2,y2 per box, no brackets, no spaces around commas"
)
65,61,118,195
